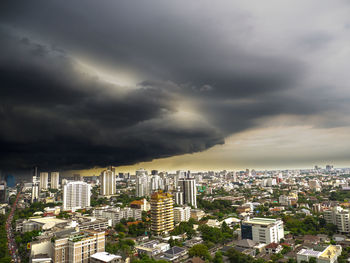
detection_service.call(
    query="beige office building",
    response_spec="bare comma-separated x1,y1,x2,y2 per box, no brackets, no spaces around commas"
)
51,172,60,189
40,172,49,190
150,191,174,235
52,230,105,263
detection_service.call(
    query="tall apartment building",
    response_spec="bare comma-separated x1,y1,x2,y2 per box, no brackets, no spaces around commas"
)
136,171,150,197
40,172,49,190
100,168,116,196
177,178,197,208
150,191,174,235
324,206,350,233
174,206,191,223
52,230,105,263
63,181,91,211
32,167,39,203
241,217,284,244
51,172,60,189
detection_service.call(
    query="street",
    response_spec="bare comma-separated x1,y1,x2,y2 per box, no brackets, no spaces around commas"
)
6,189,21,263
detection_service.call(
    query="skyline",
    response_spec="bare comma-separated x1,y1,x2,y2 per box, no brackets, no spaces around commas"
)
2,1,350,174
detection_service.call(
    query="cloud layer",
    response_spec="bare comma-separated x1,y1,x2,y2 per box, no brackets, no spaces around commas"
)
1,1,350,171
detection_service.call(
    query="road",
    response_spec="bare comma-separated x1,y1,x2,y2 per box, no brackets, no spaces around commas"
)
6,188,21,263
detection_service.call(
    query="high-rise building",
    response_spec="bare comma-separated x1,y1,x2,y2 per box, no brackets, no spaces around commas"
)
51,172,60,189
100,168,116,196
174,206,191,223
150,191,174,235
177,178,197,208
32,167,39,203
0,181,8,203
241,217,284,244
324,206,350,233
52,229,105,263
63,181,91,211
136,170,150,197
39,172,49,190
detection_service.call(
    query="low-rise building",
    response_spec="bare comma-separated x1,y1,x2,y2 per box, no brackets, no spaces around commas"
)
297,245,342,263
90,252,122,263
241,217,284,244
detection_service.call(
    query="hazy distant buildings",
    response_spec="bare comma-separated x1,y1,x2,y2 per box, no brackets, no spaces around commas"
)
50,172,60,189
100,167,116,196
39,172,49,190
63,181,91,211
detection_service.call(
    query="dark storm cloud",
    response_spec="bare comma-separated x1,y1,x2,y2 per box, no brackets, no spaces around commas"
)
0,1,348,171
0,28,225,170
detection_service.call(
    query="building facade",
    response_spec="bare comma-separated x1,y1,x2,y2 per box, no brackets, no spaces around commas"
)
241,217,284,244
177,178,197,208
63,181,91,211
40,172,49,190
52,230,105,263
51,172,60,189
100,168,116,196
150,191,174,235
173,206,191,223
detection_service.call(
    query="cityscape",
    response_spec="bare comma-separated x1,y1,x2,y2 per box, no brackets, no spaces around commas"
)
2,1,350,263
1,166,350,263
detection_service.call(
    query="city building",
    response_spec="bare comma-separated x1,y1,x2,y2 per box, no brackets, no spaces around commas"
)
136,170,150,197
177,178,197,208
90,252,122,263
100,168,116,196
40,172,49,190
0,181,8,203
63,181,91,211
324,206,350,233
130,199,151,211
93,207,142,225
297,245,342,263
241,217,284,244
135,240,170,257
32,167,40,203
51,172,60,189
52,230,105,263
150,191,174,235
190,209,205,221
174,207,191,223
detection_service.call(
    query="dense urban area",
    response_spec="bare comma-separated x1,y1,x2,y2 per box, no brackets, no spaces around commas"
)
1,165,350,263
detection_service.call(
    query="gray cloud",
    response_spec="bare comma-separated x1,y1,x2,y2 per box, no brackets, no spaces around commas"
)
1,1,350,171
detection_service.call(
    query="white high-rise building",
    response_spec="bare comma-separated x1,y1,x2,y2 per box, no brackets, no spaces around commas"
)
174,189,184,206
174,206,191,223
39,172,49,190
136,169,150,197
324,206,350,233
50,172,60,189
100,168,116,196
31,168,39,203
178,178,197,208
63,181,91,211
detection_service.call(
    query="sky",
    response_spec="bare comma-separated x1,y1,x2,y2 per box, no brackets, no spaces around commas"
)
1,1,350,174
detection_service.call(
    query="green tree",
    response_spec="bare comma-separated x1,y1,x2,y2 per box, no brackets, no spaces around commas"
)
188,244,211,261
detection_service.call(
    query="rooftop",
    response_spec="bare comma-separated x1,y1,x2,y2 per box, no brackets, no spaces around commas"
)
243,217,279,226
91,252,122,262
